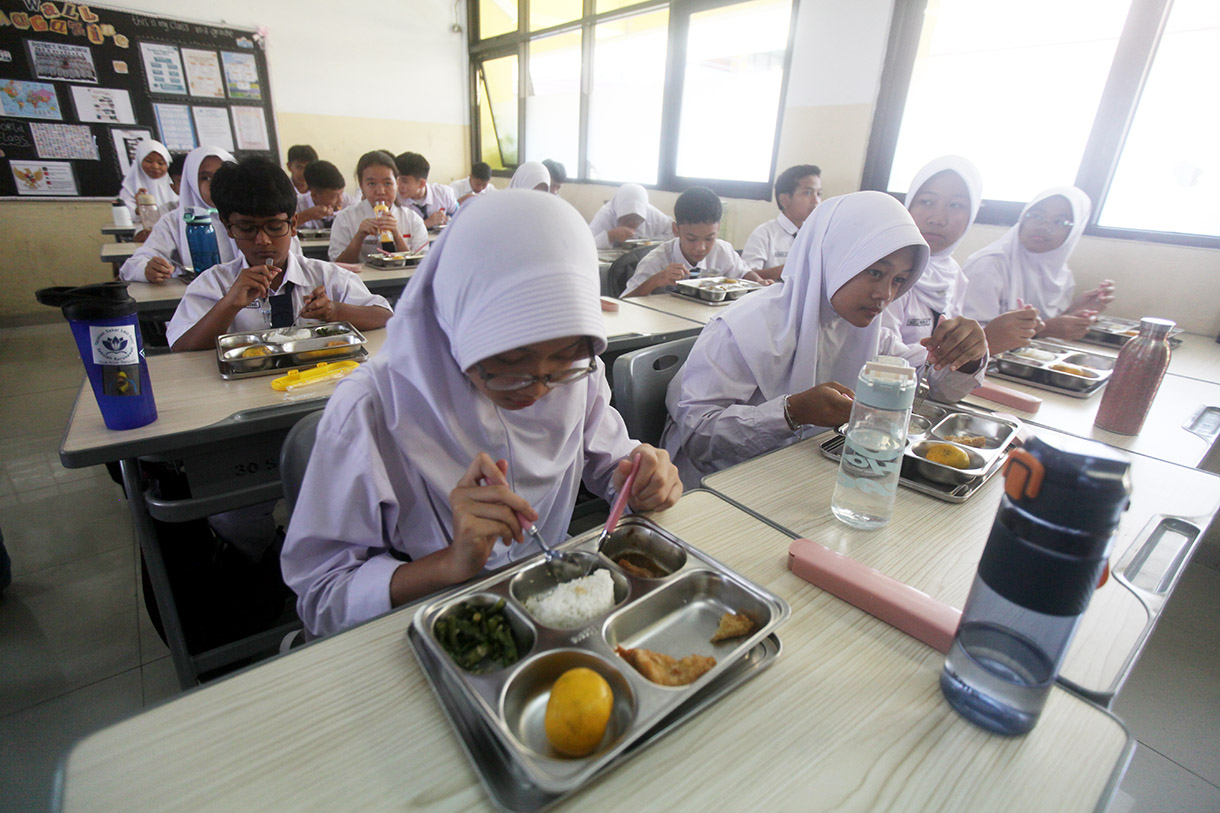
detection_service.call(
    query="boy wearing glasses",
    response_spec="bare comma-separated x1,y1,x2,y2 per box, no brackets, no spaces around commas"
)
167,157,392,352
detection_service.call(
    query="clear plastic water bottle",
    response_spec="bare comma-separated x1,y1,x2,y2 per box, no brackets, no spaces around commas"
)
831,357,917,529
135,191,160,232
184,207,221,272
940,434,1131,735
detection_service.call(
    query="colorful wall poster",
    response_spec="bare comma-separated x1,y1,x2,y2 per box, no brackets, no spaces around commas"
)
11,160,78,195
0,79,62,120
111,127,153,177
192,106,234,152
230,105,269,150
0,120,33,149
153,103,196,152
27,40,98,84
181,48,225,99
30,123,99,160
221,51,260,100
140,42,187,95
70,86,136,125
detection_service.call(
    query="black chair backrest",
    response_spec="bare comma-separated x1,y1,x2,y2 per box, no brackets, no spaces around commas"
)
279,410,324,517
605,244,659,298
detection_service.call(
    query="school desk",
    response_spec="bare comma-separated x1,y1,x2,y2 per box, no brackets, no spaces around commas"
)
599,297,704,355
101,224,137,242
627,291,723,325
58,491,1130,812
101,237,334,265
702,428,1220,704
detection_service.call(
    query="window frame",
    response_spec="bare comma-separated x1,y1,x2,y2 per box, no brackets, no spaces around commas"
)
468,0,800,199
860,0,1218,249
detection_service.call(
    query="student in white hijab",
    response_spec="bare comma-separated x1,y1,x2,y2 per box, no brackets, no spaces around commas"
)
118,139,177,217
887,157,1039,355
509,161,551,191
587,183,673,249
119,146,240,283
282,191,683,638
962,186,1114,341
663,191,988,487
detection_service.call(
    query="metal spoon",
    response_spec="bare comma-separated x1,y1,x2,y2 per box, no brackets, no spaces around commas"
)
518,514,589,581
595,454,643,551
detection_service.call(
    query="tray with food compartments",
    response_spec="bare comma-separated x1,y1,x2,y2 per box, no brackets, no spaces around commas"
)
408,516,789,800
214,322,368,379
673,276,764,303
363,251,426,269
1083,316,1183,349
989,339,1115,397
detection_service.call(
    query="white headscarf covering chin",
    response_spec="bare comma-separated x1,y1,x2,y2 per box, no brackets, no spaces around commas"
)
706,191,928,402
903,155,982,313
364,190,607,563
610,183,649,220
176,146,239,270
509,161,551,190
121,140,176,210
964,186,1091,318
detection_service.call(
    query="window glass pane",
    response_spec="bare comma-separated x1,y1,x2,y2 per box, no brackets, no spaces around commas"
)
587,8,669,184
887,0,1130,202
479,0,518,39
1099,0,1220,236
596,0,643,14
530,0,581,32
524,31,582,170
479,55,519,167
674,0,791,183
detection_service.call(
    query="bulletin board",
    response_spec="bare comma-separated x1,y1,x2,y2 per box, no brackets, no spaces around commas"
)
0,1,278,199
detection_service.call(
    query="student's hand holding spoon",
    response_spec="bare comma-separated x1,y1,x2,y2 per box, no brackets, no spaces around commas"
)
655,263,689,286
1040,311,1096,341
226,262,276,308
144,256,174,283
616,445,683,512
922,316,988,373
607,224,638,245
984,304,1041,354
448,453,537,581
788,382,855,429
299,285,334,321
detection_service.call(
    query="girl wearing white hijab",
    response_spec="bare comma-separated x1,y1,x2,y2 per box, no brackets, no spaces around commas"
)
119,146,240,283
888,156,1040,355
509,161,551,191
588,183,673,249
663,191,988,487
118,139,177,218
282,191,682,638
962,186,1115,341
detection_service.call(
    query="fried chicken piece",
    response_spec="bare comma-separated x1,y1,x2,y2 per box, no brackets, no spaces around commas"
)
615,646,716,686
710,612,756,643
617,557,659,579
945,434,987,448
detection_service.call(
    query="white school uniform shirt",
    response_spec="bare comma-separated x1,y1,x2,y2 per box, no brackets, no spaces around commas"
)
328,199,428,261
118,140,176,216
280,191,636,638
741,212,800,272
449,176,495,200
624,237,752,296
165,251,391,347
661,191,985,488
295,190,357,229
399,182,459,221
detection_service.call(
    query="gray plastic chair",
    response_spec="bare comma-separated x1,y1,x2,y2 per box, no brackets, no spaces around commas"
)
611,336,697,446
280,409,325,517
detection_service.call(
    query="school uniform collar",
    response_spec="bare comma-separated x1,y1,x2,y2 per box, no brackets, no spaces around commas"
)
277,250,311,290
777,212,799,236
670,239,703,271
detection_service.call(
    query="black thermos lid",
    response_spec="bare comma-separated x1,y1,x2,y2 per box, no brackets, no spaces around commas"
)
36,282,136,321
1004,433,1132,539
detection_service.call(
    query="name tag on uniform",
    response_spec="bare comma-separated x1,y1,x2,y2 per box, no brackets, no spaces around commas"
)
775,251,788,260
907,317,933,327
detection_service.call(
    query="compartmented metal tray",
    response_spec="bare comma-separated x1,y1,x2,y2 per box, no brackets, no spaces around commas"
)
820,402,1021,502
363,251,426,268
1083,316,1183,348
296,227,331,239
989,339,1115,398
621,238,665,250
214,321,368,379
674,276,764,303
409,516,790,797
409,627,781,812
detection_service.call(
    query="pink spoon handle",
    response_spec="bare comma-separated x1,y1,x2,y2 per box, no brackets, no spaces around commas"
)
605,454,642,537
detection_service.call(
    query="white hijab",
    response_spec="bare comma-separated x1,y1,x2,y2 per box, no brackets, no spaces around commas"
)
509,161,551,190
963,186,1091,318
684,191,928,406
120,140,176,212
589,183,673,241
903,155,982,313
176,146,239,270
356,190,609,565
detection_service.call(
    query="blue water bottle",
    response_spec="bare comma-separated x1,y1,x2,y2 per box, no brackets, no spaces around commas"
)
184,207,221,272
940,434,1130,734
36,282,158,430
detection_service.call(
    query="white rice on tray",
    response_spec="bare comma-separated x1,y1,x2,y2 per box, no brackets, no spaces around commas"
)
524,569,615,628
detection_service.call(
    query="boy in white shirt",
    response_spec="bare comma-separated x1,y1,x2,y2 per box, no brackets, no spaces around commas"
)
623,186,767,298
395,151,458,229
742,164,822,281
329,150,428,263
286,144,317,195
168,157,392,352
450,161,495,203
295,160,356,229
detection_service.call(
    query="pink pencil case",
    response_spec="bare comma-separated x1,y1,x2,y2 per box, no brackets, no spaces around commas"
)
972,381,1042,413
788,537,961,653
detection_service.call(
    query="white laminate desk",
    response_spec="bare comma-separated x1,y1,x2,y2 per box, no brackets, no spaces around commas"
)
59,492,1130,812
627,291,725,324
101,237,333,265
101,223,137,241
702,428,1220,702
601,297,704,354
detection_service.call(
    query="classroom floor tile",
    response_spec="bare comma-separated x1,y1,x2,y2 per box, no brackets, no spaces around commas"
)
1115,743,1220,812
0,388,80,442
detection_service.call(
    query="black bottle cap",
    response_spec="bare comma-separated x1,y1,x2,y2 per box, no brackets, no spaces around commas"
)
36,282,136,321
1006,432,1131,536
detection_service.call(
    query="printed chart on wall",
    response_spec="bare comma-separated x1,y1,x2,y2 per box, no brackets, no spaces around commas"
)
0,1,279,199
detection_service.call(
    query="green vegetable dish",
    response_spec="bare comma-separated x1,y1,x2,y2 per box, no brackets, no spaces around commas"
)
434,598,521,673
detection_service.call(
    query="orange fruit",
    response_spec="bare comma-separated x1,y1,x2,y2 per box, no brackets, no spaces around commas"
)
544,667,614,757
925,443,971,469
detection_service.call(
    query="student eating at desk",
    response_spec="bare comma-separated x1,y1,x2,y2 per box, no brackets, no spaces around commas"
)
280,191,682,639
118,139,177,225
662,191,988,487
587,183,673,249
509,161,552,191
165,157,392,352
395,151,459,230
295,160,355,230
328,150,429,264
449,161,495,203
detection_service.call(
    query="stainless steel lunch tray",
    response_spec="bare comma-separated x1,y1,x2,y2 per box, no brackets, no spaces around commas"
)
820,402,1022,502
621,238,664,250
214,321,368,379
1082,316,1183,349
363,251,425,269
989,339,1115,398
296,227,331,239
674,276,763,303
409,516,790,797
